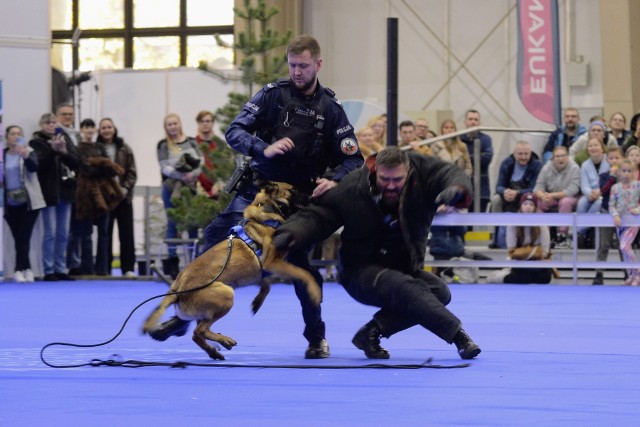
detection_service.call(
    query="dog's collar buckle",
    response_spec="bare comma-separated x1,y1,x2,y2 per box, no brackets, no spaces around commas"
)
230,225,262,257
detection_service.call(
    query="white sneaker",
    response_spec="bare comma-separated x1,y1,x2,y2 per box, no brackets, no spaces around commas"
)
24,269,35,282
124,271,136,278
14,270,26,283
485,268,510,284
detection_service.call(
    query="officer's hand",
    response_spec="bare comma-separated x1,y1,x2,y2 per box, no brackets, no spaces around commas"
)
264,137,294,159
272,231,296,252
435,185,470,209
311,178,337,198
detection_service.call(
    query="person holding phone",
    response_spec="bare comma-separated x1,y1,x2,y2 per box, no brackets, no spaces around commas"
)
3,125,46,282
30,112,81,281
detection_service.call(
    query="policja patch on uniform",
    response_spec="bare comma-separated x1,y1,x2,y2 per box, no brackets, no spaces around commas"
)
340,138,358,155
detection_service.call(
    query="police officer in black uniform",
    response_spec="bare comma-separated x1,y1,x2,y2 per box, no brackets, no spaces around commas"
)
149,34,363,359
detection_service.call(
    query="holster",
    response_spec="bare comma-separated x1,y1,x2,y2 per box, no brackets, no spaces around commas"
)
224,161,253,194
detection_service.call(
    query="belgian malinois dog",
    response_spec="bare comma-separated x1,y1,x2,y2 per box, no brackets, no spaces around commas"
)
142,181,321,359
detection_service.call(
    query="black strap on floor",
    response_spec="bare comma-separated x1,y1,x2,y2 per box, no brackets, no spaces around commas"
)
86,356,471,370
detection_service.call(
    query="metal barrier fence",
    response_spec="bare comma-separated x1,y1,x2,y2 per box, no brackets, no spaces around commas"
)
132,186,634,284
431,212,639,282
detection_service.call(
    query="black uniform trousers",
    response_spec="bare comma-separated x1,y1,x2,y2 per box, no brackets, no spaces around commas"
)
341,265,461,343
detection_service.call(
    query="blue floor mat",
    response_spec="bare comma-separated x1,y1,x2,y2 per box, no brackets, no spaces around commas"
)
1,280,639,426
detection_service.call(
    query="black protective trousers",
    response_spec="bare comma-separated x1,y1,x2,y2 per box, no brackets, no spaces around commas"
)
341,265,462,343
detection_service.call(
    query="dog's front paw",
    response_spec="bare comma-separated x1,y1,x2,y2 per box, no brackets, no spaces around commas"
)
218,334,237,350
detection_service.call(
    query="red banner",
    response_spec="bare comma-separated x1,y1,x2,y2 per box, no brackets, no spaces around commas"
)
516,0,561,125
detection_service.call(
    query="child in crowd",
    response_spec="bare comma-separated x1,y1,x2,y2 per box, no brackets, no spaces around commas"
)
493,192,553,284
593,146,623,285
608,158,640,285
624,145,640,180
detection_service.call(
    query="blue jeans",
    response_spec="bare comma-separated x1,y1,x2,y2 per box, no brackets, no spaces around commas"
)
576,195,602,236
66,203,82,270
161,183,198,258
41,201,71,275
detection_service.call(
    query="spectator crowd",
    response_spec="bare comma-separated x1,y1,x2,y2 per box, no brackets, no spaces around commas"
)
3,104,640,286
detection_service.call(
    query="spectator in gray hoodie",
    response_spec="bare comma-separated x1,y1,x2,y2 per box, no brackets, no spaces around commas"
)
533,146,581,248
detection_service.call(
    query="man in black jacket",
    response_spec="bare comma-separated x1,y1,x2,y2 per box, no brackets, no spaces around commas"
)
273,147,481,360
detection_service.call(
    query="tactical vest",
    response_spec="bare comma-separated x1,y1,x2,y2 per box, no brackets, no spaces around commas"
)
268,79,334,167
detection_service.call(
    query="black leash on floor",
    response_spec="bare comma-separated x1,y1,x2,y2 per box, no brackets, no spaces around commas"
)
40,235,471,370
40,237,237,369
84,357,470,369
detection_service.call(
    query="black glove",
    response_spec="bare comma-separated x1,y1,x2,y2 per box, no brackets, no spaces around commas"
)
272,231,296,252
435,185,471,209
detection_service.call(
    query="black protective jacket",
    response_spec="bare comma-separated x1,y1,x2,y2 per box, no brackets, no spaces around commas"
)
277,151,472,274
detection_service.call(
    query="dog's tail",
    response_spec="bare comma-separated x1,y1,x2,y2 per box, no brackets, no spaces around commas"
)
142,292,179,334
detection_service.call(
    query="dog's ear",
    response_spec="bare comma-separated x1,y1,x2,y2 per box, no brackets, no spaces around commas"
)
262,181,278,196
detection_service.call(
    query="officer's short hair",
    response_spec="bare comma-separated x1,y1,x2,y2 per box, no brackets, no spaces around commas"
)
376,146,409,170
287,34,321,59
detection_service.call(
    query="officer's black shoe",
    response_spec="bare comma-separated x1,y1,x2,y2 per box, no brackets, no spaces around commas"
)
352,320,390,359
592,271,604,286
148,316,190,342
453,328,481,360
305,339,330,359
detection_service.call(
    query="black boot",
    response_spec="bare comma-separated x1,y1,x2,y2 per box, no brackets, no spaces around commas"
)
162,257,180,279
592,271,604,285
169,256,180,279
161,258,173,276
453,328,481,360
148,316,190,341
352,320,390,359
304,339,331,359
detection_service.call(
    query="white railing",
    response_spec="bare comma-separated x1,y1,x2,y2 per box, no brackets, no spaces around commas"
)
431,212,639,282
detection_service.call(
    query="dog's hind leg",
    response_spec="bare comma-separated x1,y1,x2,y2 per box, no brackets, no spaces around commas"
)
251,281,271,314
142,293,179,334
192,320,237,360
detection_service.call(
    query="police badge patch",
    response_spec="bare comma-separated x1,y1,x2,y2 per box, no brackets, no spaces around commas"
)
340,138,358,155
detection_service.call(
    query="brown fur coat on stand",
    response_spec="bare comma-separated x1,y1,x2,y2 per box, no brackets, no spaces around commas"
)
76,156,125,220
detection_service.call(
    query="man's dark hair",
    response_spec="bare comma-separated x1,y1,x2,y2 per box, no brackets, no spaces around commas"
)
287,34,321,59
376,146,410,169
80,118,95,128
398,120,414,130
